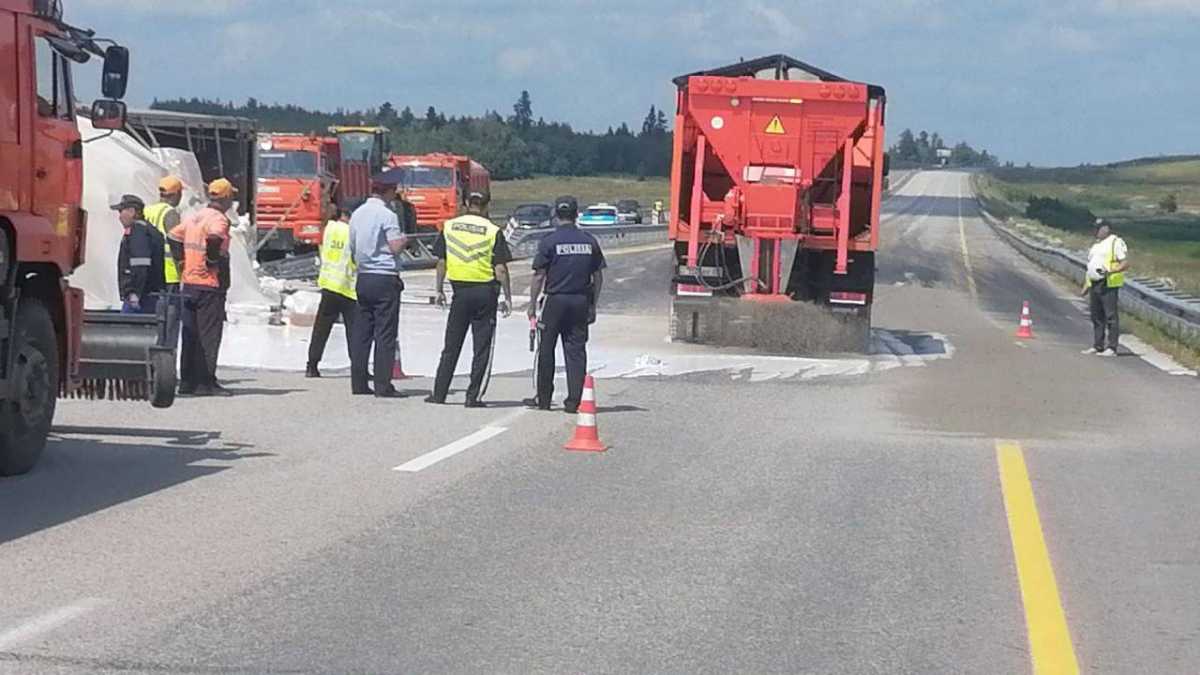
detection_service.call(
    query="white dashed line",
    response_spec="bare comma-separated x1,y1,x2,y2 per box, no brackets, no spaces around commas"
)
392,409,530,473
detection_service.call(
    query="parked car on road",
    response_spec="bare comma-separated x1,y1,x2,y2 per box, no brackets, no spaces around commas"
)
579,203,620,227
616,199,643,224
506,203,553,235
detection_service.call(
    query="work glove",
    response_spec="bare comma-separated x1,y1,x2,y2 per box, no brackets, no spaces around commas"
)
526,302,537,320
499,299,512,318
127,293,140,309
435,290,447,308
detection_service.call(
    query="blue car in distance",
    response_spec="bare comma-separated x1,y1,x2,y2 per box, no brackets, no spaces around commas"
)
578,203,619,228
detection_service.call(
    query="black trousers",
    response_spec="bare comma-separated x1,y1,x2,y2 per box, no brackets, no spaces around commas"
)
351,274,402,393
432,283,499,402
1089,283,1120,351
308,289,357,366
180,286,226,389
536,293,590,408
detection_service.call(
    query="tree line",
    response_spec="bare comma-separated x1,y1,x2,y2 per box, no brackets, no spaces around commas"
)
150,92,671,181
889,129,999,168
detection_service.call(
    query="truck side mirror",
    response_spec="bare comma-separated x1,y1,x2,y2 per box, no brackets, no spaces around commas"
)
91,99,126,130
882,153,891,177
101,45,130,99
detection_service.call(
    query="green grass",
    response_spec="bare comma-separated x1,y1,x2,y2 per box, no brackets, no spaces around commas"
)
975,161,1200,295
488,175,669,220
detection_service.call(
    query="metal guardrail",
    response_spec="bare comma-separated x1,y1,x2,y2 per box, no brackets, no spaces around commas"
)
506,222,668,256
259,223,669,281
978,208,1200,348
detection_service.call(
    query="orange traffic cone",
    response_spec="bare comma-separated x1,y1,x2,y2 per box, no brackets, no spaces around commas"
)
1015,301,1035,339
564,375,606,453
392,343,410,380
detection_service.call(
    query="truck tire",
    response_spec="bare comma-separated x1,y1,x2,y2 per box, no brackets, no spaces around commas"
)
149,350,177,409
0,298,58,476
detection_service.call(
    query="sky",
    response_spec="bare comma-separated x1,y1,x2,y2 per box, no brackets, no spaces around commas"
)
68,0,1200,166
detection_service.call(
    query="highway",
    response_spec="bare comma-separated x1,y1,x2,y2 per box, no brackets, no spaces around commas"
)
1,171,1197,673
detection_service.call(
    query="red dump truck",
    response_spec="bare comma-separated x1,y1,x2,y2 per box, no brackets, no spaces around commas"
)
256,127,390,255
254,133,339,251
669,55,888,353
384,154,490,231
1,0,176,476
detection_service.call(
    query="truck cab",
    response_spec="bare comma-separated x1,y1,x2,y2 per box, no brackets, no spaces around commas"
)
384,154,491,232
254,133,338,252
1,0,129,474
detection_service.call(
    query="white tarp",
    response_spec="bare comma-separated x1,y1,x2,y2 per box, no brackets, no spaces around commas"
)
73,117,274,313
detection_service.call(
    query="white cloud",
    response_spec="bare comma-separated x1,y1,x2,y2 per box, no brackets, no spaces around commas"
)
74,0,250,16
744,0,805,41
497,47,540,77
1099,0,1200,13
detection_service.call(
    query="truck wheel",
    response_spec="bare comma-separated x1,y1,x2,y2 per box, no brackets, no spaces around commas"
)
149,350,177,409
0,298,59,476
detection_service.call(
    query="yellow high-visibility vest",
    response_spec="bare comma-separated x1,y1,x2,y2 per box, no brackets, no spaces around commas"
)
144,201,180,284
1105,238,1124,288
1084,236,1126,290
443,215,499,283
318,219,357,300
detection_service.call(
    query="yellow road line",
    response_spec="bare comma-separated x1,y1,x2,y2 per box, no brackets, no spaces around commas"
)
995,440,1080,675
957,180,979,300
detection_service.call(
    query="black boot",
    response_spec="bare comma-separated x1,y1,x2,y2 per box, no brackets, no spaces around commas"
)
305,362,321,378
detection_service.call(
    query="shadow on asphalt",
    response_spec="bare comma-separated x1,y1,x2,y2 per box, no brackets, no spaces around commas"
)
883,194,972,218
0,427,270,545
874,329,950,356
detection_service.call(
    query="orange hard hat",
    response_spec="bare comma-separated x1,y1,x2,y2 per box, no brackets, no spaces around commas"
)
158,175,184,194
207,178,239,199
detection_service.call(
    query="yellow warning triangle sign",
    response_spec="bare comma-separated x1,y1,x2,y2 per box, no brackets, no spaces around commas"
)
764,116,786,135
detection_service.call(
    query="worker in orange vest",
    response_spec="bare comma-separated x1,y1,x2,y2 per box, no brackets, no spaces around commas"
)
168,178,237,397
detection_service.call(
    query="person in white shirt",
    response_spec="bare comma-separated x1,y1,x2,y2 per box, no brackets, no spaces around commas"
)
1081,218,1129,356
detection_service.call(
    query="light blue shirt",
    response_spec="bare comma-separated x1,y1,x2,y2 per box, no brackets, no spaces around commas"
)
349,197,404,276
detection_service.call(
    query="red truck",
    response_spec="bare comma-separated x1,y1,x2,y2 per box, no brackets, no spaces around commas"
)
668,55,888,353
255,127,390,255
254,133,340,252
0,0,174,475
384,154,490,231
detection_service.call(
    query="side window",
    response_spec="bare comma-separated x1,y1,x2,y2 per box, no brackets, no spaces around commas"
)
35,38,54,117
34,37,73,121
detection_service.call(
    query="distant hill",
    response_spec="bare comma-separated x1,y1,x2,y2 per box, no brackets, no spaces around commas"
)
1105,155,1200,169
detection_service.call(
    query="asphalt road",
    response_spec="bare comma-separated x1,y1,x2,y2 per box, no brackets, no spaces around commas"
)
1,171,1197,674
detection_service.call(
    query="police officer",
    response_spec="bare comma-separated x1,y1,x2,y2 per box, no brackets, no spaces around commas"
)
524,196,606,414
426,192,514,407
306,207,357,377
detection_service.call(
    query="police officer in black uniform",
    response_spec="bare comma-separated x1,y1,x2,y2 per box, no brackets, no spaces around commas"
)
524,196,606,413
425,192,514,407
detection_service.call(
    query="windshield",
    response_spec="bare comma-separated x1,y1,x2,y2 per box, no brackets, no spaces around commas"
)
514,205,552,221
390,166,455,188
338,132,377,163
257,151,318,178
617,201,639,212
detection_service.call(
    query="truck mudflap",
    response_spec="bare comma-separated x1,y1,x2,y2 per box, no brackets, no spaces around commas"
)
62,294,181,408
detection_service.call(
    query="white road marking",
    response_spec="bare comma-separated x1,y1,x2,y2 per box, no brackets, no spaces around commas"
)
1120,335,1197,376
0,599,104,650
956,180,979,300
393,409,529,473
